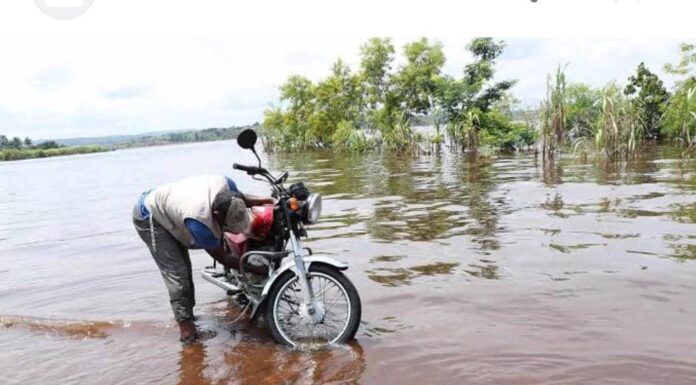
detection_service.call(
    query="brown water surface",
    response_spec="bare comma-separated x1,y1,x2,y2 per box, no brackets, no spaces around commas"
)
1,142,696,384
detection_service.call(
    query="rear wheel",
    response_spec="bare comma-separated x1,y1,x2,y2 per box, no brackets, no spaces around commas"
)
266,264,361,347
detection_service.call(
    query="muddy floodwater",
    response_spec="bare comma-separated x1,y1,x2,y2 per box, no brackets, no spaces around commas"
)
2,141,696,385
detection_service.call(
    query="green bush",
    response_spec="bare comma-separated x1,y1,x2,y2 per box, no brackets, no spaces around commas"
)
661,78,696,142
479,110,536,151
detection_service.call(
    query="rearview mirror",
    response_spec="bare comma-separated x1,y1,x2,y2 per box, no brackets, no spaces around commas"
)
237,129,257,150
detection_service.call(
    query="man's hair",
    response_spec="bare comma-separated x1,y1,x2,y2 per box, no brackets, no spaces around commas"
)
212,190,249,233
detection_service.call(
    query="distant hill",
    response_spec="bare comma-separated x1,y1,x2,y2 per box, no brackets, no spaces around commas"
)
116,124,258,149
43,124,259,147
49,130,185,147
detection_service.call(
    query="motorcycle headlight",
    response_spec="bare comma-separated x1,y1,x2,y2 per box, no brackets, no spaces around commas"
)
305,193,322,224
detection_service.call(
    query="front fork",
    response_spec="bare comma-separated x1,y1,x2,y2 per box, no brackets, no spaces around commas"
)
288,230,325,323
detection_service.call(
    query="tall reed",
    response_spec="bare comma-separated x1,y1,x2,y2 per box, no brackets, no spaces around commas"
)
679,86,696,155
465,109,481,156
539,66,567,162
592,82,642,159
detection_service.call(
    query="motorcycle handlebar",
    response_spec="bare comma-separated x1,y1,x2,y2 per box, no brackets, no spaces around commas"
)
233,163,267,175
233,163,287,193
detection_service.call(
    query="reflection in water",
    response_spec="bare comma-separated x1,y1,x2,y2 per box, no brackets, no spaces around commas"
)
369,255,406,263
459,158,501,253
269,151,502,251
362,316,412,337
671,243,696,260
542,192,567,218
540,159,564,186
366,262,460,287
4,142,696,384
0,315,116,339
599,196,622,213
596,159,621,185
549,243,606,254
176,339,366,385
178,344,208,385
464,260,500,279
170,301,368,385
672,202,696,224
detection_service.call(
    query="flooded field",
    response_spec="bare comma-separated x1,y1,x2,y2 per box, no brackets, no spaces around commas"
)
1,141,696,384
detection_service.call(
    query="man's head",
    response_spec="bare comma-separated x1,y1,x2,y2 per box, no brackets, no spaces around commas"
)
212,190,249,234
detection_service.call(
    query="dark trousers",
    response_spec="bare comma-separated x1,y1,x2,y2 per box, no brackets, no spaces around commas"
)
133,208,195,322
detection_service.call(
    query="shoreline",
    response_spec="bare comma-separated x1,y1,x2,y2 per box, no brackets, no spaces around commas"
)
0,145,108,162
0,138,242,163
0,125,256,163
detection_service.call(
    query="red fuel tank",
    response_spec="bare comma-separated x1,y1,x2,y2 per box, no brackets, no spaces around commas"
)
249,204,274,239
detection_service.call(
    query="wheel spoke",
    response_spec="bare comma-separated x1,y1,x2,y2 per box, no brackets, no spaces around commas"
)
273,271,353,345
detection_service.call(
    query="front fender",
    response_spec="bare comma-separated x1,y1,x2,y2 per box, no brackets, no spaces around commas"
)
260,256,349,298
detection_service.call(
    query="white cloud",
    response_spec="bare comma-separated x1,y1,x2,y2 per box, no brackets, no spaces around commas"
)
0,36,690,139
497,38,686,107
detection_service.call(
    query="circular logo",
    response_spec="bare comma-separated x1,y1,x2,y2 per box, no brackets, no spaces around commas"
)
34,0,94,20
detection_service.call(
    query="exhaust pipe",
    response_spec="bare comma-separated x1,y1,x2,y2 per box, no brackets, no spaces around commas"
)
201,268,241,294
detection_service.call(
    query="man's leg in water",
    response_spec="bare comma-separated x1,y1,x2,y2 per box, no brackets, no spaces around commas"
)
133,213,196,341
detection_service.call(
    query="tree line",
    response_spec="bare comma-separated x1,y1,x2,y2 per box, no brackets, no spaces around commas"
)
263,38,696,159
0,124,257,161
0,135,63,150
0,135,104,161
118,126,252,148
263,37,534,153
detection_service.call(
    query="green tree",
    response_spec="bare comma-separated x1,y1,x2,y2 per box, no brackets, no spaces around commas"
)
358,37,401,140
624,62,669,140
0,135,8,149
661,78,696,146
435,37,515,151
664,43,696,80
36,140,61,149
9,136,23,149
397,38,445,117
662,43,696,150
262,108,285,149
565,83,601,139
276,75,317,148
262,37,527,153
23,137,33,148
465,38,514,113
359,37,395,110
311,59,363,146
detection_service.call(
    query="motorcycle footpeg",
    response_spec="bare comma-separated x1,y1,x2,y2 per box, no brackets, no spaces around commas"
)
233,293,249,306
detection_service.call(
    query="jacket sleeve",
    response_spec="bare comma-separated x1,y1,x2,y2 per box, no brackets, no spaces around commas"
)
184,218,222,249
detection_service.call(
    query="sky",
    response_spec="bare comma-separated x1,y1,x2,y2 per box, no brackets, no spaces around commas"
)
1,0,695,140
0,37,688,140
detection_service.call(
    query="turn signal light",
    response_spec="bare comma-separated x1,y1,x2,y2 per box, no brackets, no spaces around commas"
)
288,197,300,212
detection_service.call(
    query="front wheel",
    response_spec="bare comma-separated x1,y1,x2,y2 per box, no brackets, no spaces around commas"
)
266,264,361,347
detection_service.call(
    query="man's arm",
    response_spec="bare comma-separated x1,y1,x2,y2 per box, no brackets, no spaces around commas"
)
241,193,275,207
205,246,228,266
184,219,243,270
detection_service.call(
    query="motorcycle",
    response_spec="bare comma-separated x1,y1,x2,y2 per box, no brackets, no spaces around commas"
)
201,128,362,347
